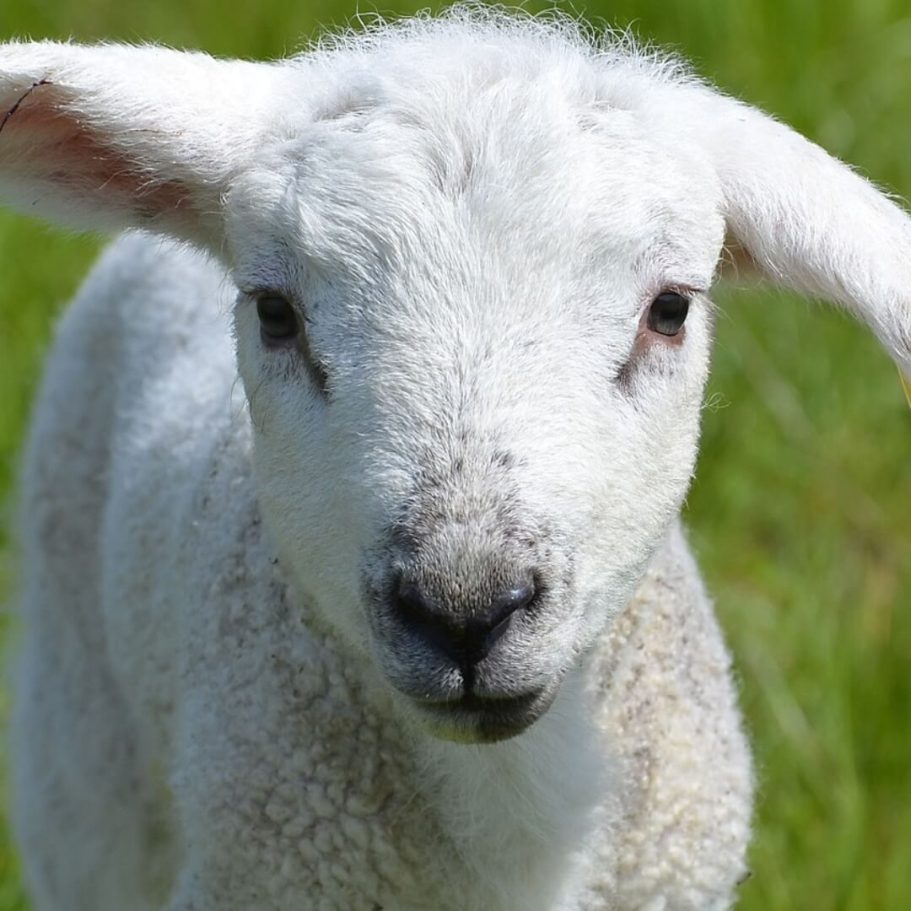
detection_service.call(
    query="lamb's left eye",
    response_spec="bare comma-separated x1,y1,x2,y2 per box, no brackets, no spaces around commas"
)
257,294,299,342
647,292,690,337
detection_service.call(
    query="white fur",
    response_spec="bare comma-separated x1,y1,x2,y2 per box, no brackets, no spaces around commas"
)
2,9,908,911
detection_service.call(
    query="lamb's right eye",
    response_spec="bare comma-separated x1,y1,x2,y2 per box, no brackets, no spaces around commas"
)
256,294,299,343
646,291,690,337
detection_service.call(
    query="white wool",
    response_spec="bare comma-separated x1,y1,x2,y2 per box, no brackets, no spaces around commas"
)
2,8,908,911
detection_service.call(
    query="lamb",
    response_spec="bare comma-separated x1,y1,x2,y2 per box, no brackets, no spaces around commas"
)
1,9,909,911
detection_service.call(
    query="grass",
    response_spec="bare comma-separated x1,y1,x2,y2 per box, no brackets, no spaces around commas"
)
1,1,910,908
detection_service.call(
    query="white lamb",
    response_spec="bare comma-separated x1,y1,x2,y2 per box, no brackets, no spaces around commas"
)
1,10,909,911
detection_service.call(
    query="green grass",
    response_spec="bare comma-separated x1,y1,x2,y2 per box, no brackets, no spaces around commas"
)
1,1,910,909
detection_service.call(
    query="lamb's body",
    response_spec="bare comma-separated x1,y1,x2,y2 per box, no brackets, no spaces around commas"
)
6,10,911,911
13,233,751,910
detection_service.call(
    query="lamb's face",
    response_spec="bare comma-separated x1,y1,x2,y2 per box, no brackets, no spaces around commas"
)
230,75,726,742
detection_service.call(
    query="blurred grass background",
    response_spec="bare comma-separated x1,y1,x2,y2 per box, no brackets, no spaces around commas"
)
1,0,909,908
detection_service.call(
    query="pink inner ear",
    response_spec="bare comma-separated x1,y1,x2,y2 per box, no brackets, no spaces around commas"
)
717,234,761,285
0,80,194,221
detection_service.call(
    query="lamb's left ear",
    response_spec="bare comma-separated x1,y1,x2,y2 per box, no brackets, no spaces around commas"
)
0,42,280,246
689,86,911,380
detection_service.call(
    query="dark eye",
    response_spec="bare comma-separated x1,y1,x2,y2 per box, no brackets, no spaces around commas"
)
647,291,690,337
254,291,330,395
257,294,299,343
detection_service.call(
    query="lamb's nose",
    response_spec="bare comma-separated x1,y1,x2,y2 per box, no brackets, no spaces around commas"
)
393,572,537,668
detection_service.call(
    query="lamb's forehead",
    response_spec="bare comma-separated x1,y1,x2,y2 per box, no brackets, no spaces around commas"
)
228,27,724,295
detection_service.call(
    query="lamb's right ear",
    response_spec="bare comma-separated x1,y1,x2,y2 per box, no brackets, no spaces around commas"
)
0,41,280,247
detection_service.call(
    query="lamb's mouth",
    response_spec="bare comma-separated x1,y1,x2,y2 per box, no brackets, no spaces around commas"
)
416,687,553,744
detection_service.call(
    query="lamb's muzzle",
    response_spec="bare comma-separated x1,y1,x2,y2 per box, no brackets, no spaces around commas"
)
368,514,566,742
385,566,547,741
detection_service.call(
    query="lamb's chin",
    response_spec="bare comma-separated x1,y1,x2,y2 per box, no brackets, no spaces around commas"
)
410,687,556,744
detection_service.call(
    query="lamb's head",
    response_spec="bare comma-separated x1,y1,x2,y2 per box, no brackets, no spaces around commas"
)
2,14,909,743
226,49,722,743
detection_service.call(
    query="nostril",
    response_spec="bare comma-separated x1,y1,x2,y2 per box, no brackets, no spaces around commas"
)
495,573,538,618
476,571,537,655
394,578,433,620
393,577,463,661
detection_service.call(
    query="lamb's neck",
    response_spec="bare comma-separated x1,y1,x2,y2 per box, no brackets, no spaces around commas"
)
413,666,611,909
